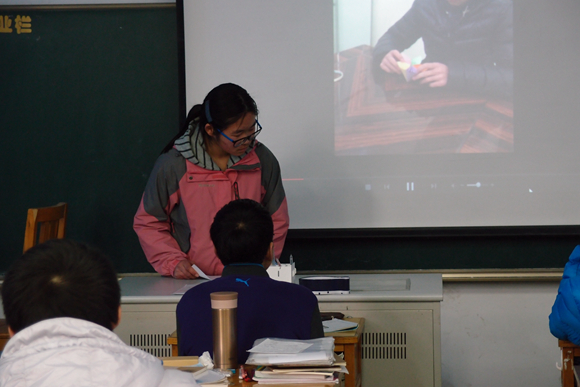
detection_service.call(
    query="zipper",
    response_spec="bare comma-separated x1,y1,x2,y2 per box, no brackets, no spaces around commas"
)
233,181,240,200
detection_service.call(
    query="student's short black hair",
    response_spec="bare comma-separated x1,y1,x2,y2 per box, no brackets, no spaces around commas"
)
1,239,120,333
210,199,274,266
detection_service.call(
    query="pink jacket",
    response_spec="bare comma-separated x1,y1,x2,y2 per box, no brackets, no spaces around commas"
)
134,126,289,276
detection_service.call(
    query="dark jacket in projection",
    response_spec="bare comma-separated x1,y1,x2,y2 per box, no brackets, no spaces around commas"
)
372,0,513,97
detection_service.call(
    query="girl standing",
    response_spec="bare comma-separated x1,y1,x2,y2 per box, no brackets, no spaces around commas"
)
134,83,289,278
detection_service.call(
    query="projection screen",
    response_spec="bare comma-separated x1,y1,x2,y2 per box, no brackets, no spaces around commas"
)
181,0,580,229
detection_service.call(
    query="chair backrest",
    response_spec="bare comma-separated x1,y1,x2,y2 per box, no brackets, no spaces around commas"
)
23,202,68,253
559,340,580,387
0,319,9,352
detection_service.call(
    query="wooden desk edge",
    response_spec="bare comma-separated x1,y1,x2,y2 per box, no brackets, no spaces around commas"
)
559,339,580,348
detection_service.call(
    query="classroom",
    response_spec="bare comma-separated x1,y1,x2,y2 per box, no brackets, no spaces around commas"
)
1,0,580,386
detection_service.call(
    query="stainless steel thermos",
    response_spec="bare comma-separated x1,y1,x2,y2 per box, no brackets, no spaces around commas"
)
210,291,238,370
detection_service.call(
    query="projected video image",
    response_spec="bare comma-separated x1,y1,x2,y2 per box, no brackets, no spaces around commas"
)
334,0,514,155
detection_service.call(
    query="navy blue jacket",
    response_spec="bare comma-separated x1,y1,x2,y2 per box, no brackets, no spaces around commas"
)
176,264,323,364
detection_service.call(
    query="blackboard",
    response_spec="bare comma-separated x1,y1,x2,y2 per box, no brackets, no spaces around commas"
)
0,4,577,275
0,4,179,273
283,226,580,273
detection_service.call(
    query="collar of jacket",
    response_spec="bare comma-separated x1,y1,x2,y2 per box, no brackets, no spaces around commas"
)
174,121,256,171
222,263,269,278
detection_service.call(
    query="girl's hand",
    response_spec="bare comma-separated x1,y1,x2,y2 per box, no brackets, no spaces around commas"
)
173,260,200,279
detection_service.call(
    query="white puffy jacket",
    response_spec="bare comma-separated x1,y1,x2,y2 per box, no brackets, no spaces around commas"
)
0,317,199,387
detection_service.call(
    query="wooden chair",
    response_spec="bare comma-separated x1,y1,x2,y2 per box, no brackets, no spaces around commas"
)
0,319,9,352
23,202,68,253
559,340,580,387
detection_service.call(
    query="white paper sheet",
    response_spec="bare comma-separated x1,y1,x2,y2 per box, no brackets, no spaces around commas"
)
247,338,312,354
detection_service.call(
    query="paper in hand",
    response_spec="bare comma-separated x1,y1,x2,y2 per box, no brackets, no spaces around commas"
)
191,264,211,280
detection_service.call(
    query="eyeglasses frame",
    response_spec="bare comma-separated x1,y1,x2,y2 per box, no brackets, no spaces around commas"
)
214,120,262,148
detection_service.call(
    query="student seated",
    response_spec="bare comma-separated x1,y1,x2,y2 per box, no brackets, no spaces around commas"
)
176,199,324,363
550,245,580,344
0,239,199,387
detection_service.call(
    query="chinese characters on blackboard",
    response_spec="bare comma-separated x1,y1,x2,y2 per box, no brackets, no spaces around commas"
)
0,15,32,34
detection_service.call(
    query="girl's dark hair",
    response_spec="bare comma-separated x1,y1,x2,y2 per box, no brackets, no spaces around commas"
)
162,83,258,153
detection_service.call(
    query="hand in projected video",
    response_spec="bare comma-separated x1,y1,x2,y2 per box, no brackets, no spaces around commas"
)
413,62,449,88
380,50,407,74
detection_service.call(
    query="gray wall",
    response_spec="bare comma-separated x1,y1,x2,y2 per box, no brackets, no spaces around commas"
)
441,281,561,387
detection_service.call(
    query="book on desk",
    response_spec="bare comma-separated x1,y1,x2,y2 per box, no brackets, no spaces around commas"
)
323,319,358,334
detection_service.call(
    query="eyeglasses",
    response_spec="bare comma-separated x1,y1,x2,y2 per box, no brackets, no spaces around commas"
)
215,120,263,148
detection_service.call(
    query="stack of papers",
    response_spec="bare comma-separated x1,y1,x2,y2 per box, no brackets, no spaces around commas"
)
245,337,335,367
253,366,343,385
245,337,346,385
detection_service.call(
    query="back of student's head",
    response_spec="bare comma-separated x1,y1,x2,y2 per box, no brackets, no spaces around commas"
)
210,199,274,266
1,239,120,333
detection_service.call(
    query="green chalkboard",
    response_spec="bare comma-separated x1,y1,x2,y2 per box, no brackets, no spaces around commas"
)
0,4,179,273
282,226,580,272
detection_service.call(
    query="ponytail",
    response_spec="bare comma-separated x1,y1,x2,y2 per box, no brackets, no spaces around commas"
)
161,104,203,154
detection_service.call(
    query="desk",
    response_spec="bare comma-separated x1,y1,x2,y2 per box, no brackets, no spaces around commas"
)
327,318,364,387
233,378,337,387
162,357,338,386
117,273,442,387
166,317,364,387
335,45,513,155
